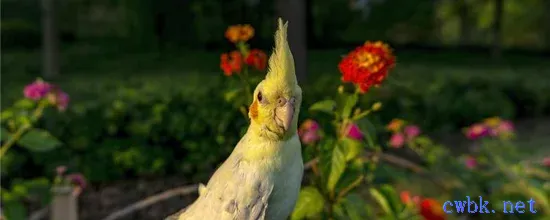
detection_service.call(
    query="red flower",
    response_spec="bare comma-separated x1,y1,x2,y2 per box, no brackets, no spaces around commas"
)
419,198,446,220
220,51,243,76
245,49,267,71
338,41,396,93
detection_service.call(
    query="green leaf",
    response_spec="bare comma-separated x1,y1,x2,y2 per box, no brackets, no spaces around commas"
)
369,188,392,215
327,142,347,193
378,184,402,214
290,186,325,220
15,115,31,127
19,178,52,205
1,127,11,141
334,162,363,194
1,109,15,121
3,201,27,220
341,93,358,119
1,189,13,201
14,99,36,109
340,137,363,161
414,136,432,147
332,203,346,220
17,128,62,152
342,193,369,220
319,138,336,181
223,88,242,102
309,100,336,114
357,118,378,149
526,186,550,211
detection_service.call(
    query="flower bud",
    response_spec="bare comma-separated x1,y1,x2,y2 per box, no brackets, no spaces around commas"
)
371,102,382,111
337,85,344,94
354,108,361,116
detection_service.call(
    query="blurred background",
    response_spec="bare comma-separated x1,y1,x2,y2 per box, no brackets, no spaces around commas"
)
1,0,550,219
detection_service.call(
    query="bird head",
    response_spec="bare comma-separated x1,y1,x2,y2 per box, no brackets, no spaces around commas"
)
248,18,302,141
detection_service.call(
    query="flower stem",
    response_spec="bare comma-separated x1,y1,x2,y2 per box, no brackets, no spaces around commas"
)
0,101,48,157
336,175,364,202
242,67,253,104
351,110,372,121
237,68,253,120
0,124,29,157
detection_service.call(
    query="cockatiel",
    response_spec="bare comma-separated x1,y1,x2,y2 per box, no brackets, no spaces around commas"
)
167,18,303,220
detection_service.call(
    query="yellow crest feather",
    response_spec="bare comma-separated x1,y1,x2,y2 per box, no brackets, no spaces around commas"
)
266,18,297,87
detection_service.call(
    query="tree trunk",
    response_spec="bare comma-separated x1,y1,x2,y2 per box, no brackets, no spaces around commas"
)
492,0,504,59
276,0,308,83
432,0,442,44
41,0,60,79
544,0,550,50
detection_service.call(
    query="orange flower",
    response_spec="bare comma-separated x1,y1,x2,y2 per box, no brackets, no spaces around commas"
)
225,24,255,43
220,51,243,76
387,119,405,132
400,191,412,204
338,41,395,93
246,49,267,71
419,198,445,220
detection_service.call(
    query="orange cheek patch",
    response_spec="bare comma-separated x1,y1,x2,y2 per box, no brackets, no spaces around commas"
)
249,100,259,120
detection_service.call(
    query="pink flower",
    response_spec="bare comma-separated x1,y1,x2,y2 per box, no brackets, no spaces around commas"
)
465,123,490,140
404,125,421,139
543,157,550,167
389,133,405,148
489,129,499,137
55,91,70,111
66,173,86,188
301,119,320,132
300,130,320,145
56,166,67,176
298,119,321,145
23,80,52,100
345,123,363,140
66,173,87,196
48,90,70,111
497,120,514,133
412,196,421,204
465,156,477,169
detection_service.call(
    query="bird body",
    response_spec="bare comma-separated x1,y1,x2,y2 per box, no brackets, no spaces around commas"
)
168,18,304,220
176,131,303,220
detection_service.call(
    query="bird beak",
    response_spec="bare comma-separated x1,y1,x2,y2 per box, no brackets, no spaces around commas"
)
275,97,295,132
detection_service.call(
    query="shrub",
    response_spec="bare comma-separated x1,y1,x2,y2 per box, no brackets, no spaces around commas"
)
1,79,86,220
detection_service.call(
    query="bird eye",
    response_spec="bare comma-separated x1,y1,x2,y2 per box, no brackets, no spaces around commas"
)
257,92,263,102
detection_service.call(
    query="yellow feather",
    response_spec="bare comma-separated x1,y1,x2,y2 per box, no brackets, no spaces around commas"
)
264,18,298,93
